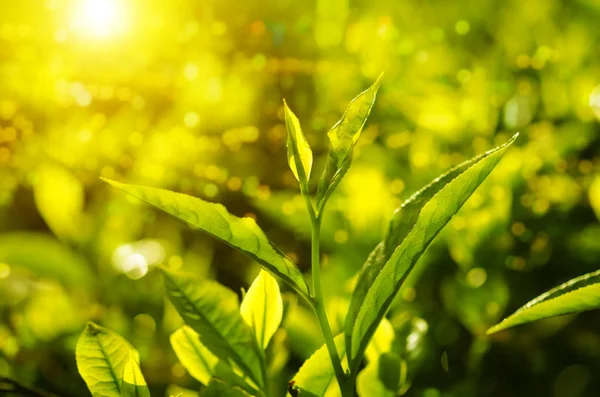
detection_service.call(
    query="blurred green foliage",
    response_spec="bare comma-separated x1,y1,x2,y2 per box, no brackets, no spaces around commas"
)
0,0,599,396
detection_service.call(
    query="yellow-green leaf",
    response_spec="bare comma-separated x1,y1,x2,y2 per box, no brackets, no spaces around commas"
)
33,163,84,241
76,322,135,397
316,74,383,214
160,268,264,387
102,179,310,303
170,326,257,394
283,100,313,187
121,351,150,397
346,134,518,373
240,270,283,349
488,269,600,334
291,334,345,397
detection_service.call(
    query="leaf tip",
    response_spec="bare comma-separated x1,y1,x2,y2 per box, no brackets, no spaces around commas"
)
85,321,102,334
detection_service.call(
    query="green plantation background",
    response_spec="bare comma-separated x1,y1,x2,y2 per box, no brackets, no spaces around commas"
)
1,0,600,396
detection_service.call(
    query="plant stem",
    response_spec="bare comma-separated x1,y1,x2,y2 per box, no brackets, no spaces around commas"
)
308,212,351,396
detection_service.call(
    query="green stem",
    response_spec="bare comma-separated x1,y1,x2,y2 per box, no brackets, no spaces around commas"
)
306,205,351,396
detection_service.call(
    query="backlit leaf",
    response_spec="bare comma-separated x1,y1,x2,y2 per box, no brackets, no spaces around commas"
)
161,268,263,387
102,179,310,303
316,74,383,214
240,270,283,350
291,334,345,397
121,351,150,397
344,137,501,357
283,100,313,188
76,322,135,397
170,326,256,393
347,134,518,372
487,269,600,334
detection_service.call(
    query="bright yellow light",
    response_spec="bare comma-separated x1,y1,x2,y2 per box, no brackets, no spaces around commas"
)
71,0,126,39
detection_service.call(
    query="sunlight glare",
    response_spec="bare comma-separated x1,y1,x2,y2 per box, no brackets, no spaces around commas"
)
71,0,126,39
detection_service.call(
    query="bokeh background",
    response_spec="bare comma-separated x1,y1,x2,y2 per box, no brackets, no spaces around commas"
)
1,0,600,396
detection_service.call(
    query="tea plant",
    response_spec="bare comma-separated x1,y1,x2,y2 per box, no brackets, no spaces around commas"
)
488,269,600,334
74,76,518,397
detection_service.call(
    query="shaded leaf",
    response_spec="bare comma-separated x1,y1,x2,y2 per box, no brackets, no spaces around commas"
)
198,379,252,397
240,270,283,349
283,100,313,188
316,74,383,214
488,269,600,334
291,334,345,397
161,268,263,387
76,322,135,397
102,179,311,302
121,351,150,397
346,134,518,372
0,232,91,287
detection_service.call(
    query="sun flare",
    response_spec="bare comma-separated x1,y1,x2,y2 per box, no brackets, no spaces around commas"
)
71,0,126,39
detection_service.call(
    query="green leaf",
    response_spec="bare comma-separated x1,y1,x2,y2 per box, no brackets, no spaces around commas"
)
0,232,92,287
487,269,600,334
283,100,313,189
170,326,219,385
170,326,257,394
121,351,151,397
240,270,283,350
316,74,383,214
346,134,518,372
76,322,135,397
101,179,310,303
356,361,395,397
344,138,499,358
290,334,345,397
160,268,263,387
198,379,253,397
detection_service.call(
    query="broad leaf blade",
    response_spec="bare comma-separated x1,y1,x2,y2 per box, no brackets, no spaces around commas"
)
76,322,135,397
345,135,507,356
488,269,600,334
348,134,518,371
121,351,150,397
291,334,345,397
102,179,310,302
170,326,218,385
161,268,263,387
316,74,383,213
240,270,283,350
284,100,313,188
170,326,257,393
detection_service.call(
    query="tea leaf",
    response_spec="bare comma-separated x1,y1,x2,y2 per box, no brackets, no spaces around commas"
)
170,326,256,393
488,269,600,334
161,268,264,387
316,74,383,214
344,134,505,356
102,179,311,303
291,334,345,397
198,379,253,397
240,270,283,349
284,100,313,189
76,322,135,397
121,351,150,397
347,134,518,371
